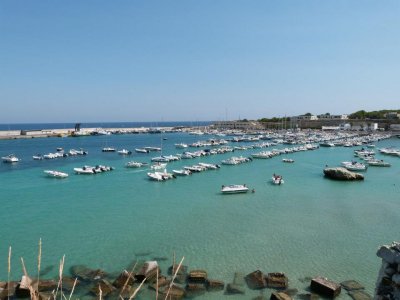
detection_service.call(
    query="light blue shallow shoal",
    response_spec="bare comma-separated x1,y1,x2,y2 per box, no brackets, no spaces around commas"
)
0,133,399,299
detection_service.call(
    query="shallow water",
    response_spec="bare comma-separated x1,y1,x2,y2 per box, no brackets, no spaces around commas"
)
0,133,399,299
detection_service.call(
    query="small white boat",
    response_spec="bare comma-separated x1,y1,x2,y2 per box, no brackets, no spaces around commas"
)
44,170,69,178
342,161,368,171
135,148,150,153
2,154,20,163
367,159,391,167
151,156,170,162
198,162,220,169
144,147,162,152
282,158,294,163
150,163,167,170
271,175,284,185
74,165,114,174
33,154,43,160
184,165,205,172
126,161,148,168
74,166,96,174
175,143,188,149
147,170,175,181
172,169,192,176
118,149,132,155
221,184,249,194
102,147,116,152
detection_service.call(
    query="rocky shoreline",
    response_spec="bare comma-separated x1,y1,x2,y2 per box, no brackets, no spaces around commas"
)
0,258,374,300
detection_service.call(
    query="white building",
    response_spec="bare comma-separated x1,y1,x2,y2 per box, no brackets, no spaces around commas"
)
318,114,348,120
290,115,319,122
385,112,400,119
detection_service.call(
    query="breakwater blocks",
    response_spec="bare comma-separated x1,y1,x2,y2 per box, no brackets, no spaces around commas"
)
310,277,341,298
323,167,364,181
375,241,400,299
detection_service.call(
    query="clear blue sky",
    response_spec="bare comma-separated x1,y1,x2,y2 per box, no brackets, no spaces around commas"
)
1,1,399,123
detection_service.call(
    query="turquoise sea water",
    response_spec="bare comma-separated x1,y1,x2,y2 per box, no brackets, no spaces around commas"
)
0,133,399,299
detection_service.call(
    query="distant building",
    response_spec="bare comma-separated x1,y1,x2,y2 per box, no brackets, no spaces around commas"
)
290,115,318,122
318,114,348,120
212,121,263,130
384,112,400,119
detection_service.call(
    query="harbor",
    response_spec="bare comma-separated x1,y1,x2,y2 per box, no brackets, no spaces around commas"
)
0,127,399,299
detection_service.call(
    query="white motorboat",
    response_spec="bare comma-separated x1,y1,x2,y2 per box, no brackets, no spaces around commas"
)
2,154,20,163
252,151,273,159
282,158,295,163
198,162,220,169
33,154,43,160
74,166,96,174
271,175,284,185
151,156,170,162
69,149,88,156
135,148,150,153
126,161,148,168
150,163,167,170
184,165,205,172
367,159,391,167
342,161,368,171
74,165,114,174
221,184,249,194
172,169,192,176
102,147,116,152
44,170,69,178
144,146,162,152
118,149,132,155
175,143,188,149
147,170,175,181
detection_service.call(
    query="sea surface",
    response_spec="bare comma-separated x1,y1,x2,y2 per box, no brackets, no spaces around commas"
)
0,132,399,299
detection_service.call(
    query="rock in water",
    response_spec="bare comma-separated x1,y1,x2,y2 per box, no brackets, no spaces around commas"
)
245,270,267,289
323,167,364,181
310,277,341,298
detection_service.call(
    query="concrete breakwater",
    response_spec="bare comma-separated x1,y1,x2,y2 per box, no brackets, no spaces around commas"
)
0,127,177,140
0,258,374,300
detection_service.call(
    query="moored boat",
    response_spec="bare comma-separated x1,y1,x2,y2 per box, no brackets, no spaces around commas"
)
126,161,148,168
221,184,249,194
367,159,391,167
271,174,284,185
118,149,132,155
44,170,69,178
282,158,294,163
102,147,116,152
2,154,20,163
172,169,192,176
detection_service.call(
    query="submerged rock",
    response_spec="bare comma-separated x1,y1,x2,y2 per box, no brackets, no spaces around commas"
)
70,265,106,282
348,290,372,300
90,279,116,297
341,280,365,291
323,167,364,181
225,283,245,294
270,291,292,300
113,270,136,288
266,273,288,289
159,283,185,299
167,264,188,284
206,279,225,291
185,282,207,297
